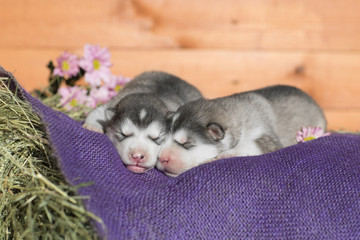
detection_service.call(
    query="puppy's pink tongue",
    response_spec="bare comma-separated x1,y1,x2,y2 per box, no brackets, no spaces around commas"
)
127,165,147,173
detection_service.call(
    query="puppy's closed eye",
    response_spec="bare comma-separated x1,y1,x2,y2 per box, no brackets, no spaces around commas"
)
148,135,164,145
117,132,133,141
183,142,194,149
176,141,194,150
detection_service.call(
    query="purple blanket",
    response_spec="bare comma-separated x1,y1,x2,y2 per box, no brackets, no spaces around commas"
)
2,67,360,239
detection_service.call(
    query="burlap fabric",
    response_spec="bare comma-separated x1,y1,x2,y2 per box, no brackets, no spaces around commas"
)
1,67,360,239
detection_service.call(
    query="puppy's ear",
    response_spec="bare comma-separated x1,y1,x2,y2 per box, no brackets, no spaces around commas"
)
105,108,116,120
207,123,225,141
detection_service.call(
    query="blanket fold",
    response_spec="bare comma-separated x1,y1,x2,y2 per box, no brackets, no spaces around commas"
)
1,67,360,239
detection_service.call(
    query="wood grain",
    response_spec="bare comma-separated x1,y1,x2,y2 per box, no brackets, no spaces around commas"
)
2,48,359,107
1,49,359,131
1,0,360,49
1,0,359,131
325,109,360,131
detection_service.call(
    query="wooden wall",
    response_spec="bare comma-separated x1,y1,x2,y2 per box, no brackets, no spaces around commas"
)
1,0,360,131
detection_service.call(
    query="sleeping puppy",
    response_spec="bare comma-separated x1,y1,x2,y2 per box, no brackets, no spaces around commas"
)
83,71,202,173
157,85,327,177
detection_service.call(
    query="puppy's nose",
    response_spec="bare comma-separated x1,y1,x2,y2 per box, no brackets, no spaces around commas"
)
131,152,145,162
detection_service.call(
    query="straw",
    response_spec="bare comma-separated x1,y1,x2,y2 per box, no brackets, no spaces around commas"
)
0,78,102,239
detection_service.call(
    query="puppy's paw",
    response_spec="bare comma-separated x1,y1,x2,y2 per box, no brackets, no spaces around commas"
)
82,123,104,134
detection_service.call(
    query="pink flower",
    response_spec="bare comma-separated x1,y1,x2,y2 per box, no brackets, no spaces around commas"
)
53,51,80,78
79,44,112,87
88,86,115,107
84,97,97,109
296,126,330,143
106,74,131,92
58,86,88,110
107,88,118,99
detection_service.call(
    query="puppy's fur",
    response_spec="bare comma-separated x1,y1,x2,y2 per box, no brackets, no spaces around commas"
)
83,71,202,173
157,85,327,177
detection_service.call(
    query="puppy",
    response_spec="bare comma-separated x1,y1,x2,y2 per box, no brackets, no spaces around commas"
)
157,85,327,177
83,71,202,173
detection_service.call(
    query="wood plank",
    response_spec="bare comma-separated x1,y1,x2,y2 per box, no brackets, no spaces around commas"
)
1,0,360,50
1,49,359,131
1,48,360,109
324,109,360,131
0,0,177,48
114,50,360,110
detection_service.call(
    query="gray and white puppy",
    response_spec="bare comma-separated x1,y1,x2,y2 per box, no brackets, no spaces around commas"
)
83,71,202,173
157,85,327,177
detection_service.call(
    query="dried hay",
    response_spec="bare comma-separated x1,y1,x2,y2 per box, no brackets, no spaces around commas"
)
0,78,102,239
